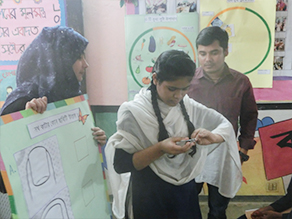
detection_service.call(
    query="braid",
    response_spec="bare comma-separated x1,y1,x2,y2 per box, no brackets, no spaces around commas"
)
179,100,197,156
150,81,169,142
179,100,195,137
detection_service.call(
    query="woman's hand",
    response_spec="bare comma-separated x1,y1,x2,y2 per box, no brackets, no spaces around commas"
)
191,128,224,145
91,127,107,145
25,96,47,114
159,137,194,155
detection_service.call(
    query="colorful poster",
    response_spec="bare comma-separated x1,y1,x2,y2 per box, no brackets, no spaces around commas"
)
235,138,286,196
199,0,276,88
0,65,17,108
259,118,292,180
0,0,66,65
125,13,199,100
253,79,292,102
236,109,292,195
0,95,111,219
254,0,292,102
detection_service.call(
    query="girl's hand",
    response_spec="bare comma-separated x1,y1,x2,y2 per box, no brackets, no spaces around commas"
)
133,137,193,171
91,127,107,145
159,137,194,155
191,128,224,145
25,96,47,114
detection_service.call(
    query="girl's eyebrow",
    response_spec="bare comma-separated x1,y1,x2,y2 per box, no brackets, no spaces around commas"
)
168,85,190,90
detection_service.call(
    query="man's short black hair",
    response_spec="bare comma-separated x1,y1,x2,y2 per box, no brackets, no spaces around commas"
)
196,26,229,50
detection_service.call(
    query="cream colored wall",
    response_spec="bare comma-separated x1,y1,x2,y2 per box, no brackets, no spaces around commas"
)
83,0,128,106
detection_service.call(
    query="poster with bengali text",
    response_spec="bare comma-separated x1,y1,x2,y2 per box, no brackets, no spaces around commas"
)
0,95,111,219
199,0,276,88
236,109,292,195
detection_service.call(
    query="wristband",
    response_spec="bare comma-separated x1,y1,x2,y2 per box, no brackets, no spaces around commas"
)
239,151,249,162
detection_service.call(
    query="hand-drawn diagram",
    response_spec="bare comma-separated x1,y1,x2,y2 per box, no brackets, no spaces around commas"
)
14,135,74,219
0,95,110,218
40,198,69,219
26,146,57,200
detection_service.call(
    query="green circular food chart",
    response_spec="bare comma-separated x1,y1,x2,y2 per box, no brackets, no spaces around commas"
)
128,26,196,88
207,7,272,75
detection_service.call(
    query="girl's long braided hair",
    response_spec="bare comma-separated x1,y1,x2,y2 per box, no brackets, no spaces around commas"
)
149,50,197,156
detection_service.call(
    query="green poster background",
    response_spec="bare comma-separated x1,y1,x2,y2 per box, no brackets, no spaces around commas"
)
0,96,110,219
125,13,199,100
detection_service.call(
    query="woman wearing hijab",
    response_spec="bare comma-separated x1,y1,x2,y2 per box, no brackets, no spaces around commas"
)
0,26,106,192
2,26,87,114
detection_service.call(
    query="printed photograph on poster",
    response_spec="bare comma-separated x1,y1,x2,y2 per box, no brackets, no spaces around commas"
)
276,0,288,11
274,56,284,70
222,24,235,37
274,38,285,51
210,18,235,37
176,0,197,13
275,16,287,32
146,0,167,14
211,17,223,27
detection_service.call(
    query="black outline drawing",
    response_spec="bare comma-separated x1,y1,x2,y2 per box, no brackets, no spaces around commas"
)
26,146,57,200
40,198,69,219
271,130,292,148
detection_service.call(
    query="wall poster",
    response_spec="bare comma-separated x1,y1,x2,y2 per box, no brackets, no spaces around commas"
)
0,95,111,219
236,109,292,196
125,13,199,100
199,0,276,88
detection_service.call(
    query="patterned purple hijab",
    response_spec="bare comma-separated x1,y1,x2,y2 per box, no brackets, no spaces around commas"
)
1,26,88,114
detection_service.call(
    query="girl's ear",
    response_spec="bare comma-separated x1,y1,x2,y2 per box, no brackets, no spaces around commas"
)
152,73,158,85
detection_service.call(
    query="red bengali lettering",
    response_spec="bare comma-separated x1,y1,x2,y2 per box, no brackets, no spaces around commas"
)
2,71,16,78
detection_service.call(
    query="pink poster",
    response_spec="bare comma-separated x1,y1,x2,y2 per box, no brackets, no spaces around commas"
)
0,0,66,64
254,79,292,102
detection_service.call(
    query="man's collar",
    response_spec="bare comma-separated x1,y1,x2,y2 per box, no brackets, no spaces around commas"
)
196,63,234,81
